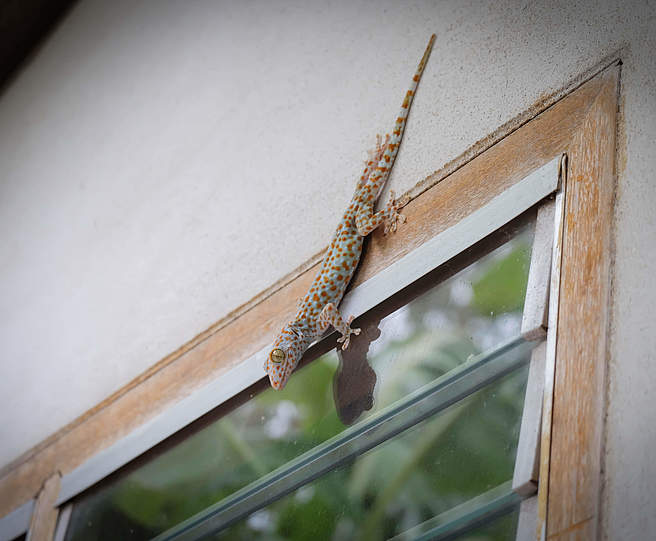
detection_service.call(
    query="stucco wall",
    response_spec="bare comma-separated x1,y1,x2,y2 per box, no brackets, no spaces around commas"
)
0,0,653,537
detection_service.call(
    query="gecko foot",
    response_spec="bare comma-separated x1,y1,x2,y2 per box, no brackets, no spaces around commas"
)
337,315,361,350
365,134,390,168
371,134,390,159
383,191,410,235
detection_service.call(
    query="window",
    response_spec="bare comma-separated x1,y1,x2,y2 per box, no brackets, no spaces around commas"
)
60,154,560,540
0,64,618,541
64,222,539,540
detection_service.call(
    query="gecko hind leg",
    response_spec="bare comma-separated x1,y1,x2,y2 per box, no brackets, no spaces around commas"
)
316,303,361,350
357,134,391,191
368,134,390,162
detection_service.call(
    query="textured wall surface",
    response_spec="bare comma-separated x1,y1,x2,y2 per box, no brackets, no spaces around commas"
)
0,1,654,537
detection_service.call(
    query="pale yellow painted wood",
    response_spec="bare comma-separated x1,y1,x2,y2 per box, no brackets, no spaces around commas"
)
521,200,555,340
513,341,546,497
26,473,60,541
517,496,539,541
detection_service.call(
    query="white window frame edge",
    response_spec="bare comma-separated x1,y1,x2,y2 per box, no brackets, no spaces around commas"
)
536,161,568,541
512,191,565,540
514,164,567,540
516,495,539,540
512,198,558,498
52,504,72,541
0,499,34,541
54,156,562,507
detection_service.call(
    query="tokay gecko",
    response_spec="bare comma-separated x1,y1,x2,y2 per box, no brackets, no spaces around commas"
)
265,35,435,390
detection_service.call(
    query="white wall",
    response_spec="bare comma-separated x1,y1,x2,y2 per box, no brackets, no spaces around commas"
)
0,0,653,537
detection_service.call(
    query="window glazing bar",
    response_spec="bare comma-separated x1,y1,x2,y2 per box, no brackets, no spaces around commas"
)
521,198,556,340
154,335,532,541
512,341,546,496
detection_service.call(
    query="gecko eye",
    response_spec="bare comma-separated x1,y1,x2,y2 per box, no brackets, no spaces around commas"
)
270,349,285,363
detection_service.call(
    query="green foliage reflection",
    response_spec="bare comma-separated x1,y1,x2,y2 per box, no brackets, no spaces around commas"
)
64,227,533,541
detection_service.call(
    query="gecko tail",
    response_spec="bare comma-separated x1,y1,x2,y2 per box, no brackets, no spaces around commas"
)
361,35,436,194
392,33,435,146
352,34,436,198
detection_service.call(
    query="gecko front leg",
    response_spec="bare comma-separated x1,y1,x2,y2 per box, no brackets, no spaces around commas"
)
316,302,361,350
355,190,410,236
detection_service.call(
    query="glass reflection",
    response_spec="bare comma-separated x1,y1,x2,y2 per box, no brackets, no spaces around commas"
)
215,366,529,541
64,223,534,541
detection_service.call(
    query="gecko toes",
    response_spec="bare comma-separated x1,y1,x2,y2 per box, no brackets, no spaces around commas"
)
397,194,411,207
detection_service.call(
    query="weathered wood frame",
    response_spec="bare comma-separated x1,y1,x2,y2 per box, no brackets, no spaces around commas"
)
0,64,618,541
55,157,559,507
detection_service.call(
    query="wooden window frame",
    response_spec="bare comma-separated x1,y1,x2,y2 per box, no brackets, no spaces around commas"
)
0,64,618,541
56,155,559,507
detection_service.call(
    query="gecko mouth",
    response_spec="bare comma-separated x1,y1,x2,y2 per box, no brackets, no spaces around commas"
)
267,361,290,390
269,372,287,390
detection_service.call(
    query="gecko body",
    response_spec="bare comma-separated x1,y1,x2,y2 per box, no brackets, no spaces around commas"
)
264,35,435,390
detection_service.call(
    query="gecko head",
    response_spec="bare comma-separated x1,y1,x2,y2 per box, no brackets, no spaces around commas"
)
264,324,305,390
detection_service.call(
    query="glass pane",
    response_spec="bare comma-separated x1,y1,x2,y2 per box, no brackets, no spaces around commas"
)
64,222,534,541
212,365,528,540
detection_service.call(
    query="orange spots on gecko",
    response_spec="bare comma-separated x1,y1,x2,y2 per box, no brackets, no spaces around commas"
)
266,35,434,390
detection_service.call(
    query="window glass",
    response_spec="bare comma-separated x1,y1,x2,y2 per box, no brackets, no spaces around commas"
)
64,221,534,541
214,366,528,541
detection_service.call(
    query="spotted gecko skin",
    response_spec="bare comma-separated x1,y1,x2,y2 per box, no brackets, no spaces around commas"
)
265,35,435,390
